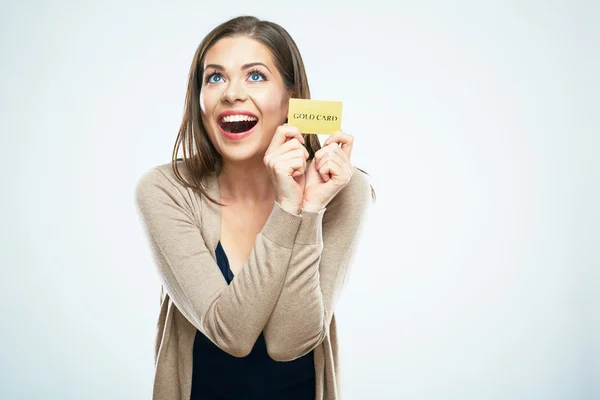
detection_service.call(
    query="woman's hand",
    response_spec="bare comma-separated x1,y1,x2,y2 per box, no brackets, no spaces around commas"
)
264,124,309,215
303,131,354,212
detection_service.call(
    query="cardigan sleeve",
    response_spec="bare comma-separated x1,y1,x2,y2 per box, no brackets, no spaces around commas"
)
262,168,373,361
135,167,302,358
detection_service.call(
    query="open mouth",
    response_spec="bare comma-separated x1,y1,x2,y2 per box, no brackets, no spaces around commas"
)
218,114,259,134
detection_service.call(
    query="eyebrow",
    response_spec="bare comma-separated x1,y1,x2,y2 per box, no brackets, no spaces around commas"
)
204,62,272,74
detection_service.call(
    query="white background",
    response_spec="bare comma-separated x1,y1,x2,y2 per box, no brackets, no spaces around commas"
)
1,0,598,399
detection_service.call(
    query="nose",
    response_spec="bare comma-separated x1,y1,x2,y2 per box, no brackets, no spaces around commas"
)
221,79,248,103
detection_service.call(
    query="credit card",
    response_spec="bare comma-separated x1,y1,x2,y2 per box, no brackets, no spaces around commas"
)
287,98,342,135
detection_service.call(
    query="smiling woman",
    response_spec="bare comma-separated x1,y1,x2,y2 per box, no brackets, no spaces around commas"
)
198,36,292,162
135,15,374,400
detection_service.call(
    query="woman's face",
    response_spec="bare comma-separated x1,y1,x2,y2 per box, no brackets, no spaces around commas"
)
200,36,291,164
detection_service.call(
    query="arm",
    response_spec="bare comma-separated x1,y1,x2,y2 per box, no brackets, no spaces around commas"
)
135,167,302,358
262,168,373,361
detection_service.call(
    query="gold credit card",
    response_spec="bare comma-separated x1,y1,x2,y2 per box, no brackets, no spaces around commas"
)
287,98,342,135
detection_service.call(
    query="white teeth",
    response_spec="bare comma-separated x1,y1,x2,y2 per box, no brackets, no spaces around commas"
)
221,114,258,123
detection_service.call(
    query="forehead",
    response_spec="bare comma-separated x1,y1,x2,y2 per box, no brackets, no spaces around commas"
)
203,36,275,69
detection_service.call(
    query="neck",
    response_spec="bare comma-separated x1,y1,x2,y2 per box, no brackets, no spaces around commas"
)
217,158,275,204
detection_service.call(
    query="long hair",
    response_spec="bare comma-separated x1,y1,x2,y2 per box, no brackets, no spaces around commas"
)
171,16,375,205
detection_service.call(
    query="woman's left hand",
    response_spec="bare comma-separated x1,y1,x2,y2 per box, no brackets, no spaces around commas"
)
302,131,354,212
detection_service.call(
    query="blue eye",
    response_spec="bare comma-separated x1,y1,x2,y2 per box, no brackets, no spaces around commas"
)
249,71,266,82
209,74,223,83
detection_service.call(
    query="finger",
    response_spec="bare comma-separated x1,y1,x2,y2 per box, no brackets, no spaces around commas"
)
278,148,307,163
323,131,353,158
319,158,343,182
292,157,307,178
324,144,350,166
317,148,352,183
275,149,307,174
321,148,348,170
299,141,310,160
265,137,305,159
269,124,304,148
315,143,343,168
316,150,345,174
313,142,339,166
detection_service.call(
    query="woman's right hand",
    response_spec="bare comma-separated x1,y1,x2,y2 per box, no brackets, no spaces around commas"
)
263,124,309,215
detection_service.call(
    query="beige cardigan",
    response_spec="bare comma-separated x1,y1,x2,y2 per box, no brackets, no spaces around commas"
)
135,161,372,399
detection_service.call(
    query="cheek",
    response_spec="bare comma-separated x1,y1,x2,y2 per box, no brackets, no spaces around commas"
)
199,90,208,115
253,90,289,123
199,91,219,146
199,89,219,130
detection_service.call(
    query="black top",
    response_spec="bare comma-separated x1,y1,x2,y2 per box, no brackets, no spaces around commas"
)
190,241,316,400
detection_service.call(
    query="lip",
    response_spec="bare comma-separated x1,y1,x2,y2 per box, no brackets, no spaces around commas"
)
217,109,259,141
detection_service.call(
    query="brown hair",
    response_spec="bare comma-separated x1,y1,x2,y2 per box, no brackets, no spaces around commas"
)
171,15,375,205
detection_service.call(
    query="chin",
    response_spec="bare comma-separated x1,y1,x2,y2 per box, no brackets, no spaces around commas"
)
218,141,268,165
207,121,274,164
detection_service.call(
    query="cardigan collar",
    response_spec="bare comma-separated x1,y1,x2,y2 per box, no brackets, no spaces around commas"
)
200,171,222,259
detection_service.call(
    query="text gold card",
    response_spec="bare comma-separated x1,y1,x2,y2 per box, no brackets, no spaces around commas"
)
287,98,342,135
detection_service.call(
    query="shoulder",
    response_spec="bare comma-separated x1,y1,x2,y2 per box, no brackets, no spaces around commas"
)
134,160,213,211
134,161,214,228
135,162,178,198
135,160,215,197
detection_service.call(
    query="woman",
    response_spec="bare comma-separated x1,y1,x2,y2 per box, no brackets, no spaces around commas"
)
135,15,373,400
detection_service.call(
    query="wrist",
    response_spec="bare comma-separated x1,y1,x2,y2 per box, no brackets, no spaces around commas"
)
276,200,301,215
302,200,325,213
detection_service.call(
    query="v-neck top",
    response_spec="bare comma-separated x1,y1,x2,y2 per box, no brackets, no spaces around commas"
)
190,241,316,399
